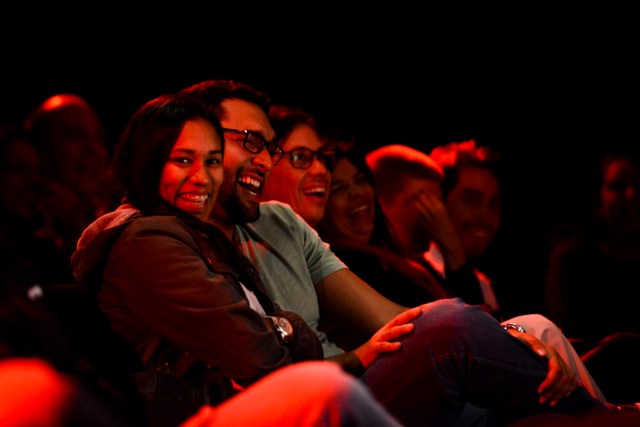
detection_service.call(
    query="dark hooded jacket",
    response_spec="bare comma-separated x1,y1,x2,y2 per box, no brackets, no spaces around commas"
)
71,204,322,425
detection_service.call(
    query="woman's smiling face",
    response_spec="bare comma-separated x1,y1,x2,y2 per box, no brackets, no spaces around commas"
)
158,118,224,221
322,156,375,243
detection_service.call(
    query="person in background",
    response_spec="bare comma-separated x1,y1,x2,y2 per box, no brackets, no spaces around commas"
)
545,147,640,341
365,144,495,313
23,93,117,257
544,147,640,404
70,91,404,427
317,134,450,311
426,139,502,318
318,138,605,405
181,79,612,427
0,122,73,290
260,104,335,228
0,357,137,427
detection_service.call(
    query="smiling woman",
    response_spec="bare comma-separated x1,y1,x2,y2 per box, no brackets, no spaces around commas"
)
69,90,400,427
158,118,223,220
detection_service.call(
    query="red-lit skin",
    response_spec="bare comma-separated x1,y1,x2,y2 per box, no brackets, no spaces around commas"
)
378,175,449,257
261,123,331,228
321,157,375,243
158,118,224,222
210,99,276,239
0,358,73,426
32,94,110,199
444,166,501,260
182,361,399,426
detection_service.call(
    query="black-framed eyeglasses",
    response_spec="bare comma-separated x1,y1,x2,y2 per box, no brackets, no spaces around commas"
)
222,128,284,165
283,147,336,170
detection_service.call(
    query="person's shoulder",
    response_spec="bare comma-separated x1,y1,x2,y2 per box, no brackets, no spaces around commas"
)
259,200,297,217
257,201,305,225
124,215,190,235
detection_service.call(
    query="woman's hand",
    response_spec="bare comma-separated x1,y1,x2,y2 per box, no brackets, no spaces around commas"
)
353,306,422,369
505,328,579,406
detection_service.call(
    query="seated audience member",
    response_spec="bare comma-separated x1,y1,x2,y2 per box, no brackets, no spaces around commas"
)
545,147,640,341
0,272,148,426
545,147,640,404
426,139,503,318
317,135,450,310
23,93,117,257
70,91,404,427
0,122,73,290
3,284,366,427
318,139,605,403
261,104,336,228
0,357,138,427
180,79,615,427
365,144,498,314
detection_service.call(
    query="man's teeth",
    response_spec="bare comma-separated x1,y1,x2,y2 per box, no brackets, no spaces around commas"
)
239,175,261,189
303,186,326,196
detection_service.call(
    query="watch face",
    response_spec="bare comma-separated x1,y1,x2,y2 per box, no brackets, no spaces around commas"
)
276,317,294,336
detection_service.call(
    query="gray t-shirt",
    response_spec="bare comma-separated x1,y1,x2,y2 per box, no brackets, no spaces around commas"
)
236,201,347,357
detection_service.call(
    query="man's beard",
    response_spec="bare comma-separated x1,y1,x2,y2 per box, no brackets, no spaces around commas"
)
215,166,261,225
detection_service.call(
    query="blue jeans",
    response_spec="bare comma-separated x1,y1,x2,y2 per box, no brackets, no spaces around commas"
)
361,298,607,427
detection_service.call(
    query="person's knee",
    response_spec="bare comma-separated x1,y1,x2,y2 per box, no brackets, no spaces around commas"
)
279,361,355,397
417,297,492,337
507,314,560,338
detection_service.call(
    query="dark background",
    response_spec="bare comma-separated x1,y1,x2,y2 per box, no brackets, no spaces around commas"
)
2,13,637,315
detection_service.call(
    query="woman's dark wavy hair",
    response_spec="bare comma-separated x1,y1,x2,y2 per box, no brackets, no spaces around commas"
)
268,104,318,146
320,131,393,246
112,89,266,302
111,91,223,214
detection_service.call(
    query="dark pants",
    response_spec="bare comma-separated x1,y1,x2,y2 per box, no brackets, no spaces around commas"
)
362,298,607,427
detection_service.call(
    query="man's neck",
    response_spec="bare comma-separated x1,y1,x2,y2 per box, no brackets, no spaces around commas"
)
209,218,236,241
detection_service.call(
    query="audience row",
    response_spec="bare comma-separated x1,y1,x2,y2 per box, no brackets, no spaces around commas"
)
1,81,639,426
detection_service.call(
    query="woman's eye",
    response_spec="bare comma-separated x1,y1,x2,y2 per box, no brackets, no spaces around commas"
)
355,176,368,185
170,157,190,165
330,183,347,193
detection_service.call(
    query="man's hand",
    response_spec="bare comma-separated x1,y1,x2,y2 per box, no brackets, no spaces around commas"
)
505,328,579,406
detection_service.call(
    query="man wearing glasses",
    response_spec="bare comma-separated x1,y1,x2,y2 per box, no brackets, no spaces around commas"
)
260,104,336,228
180,79,608,426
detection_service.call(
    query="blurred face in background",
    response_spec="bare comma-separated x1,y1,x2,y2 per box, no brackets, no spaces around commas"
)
0,138,42,222
261,123,333,228
34,98,110,198
321,156,375,243
599,157,640,234
444,166,501,259
378,175,442,254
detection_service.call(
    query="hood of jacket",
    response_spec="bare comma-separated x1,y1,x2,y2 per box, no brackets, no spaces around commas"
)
71,204,142,289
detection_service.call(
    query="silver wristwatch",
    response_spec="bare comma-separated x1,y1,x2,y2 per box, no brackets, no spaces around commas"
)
502,323,526,333
266,316,294,344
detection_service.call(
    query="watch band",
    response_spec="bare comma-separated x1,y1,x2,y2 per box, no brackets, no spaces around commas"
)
502,323,526,333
